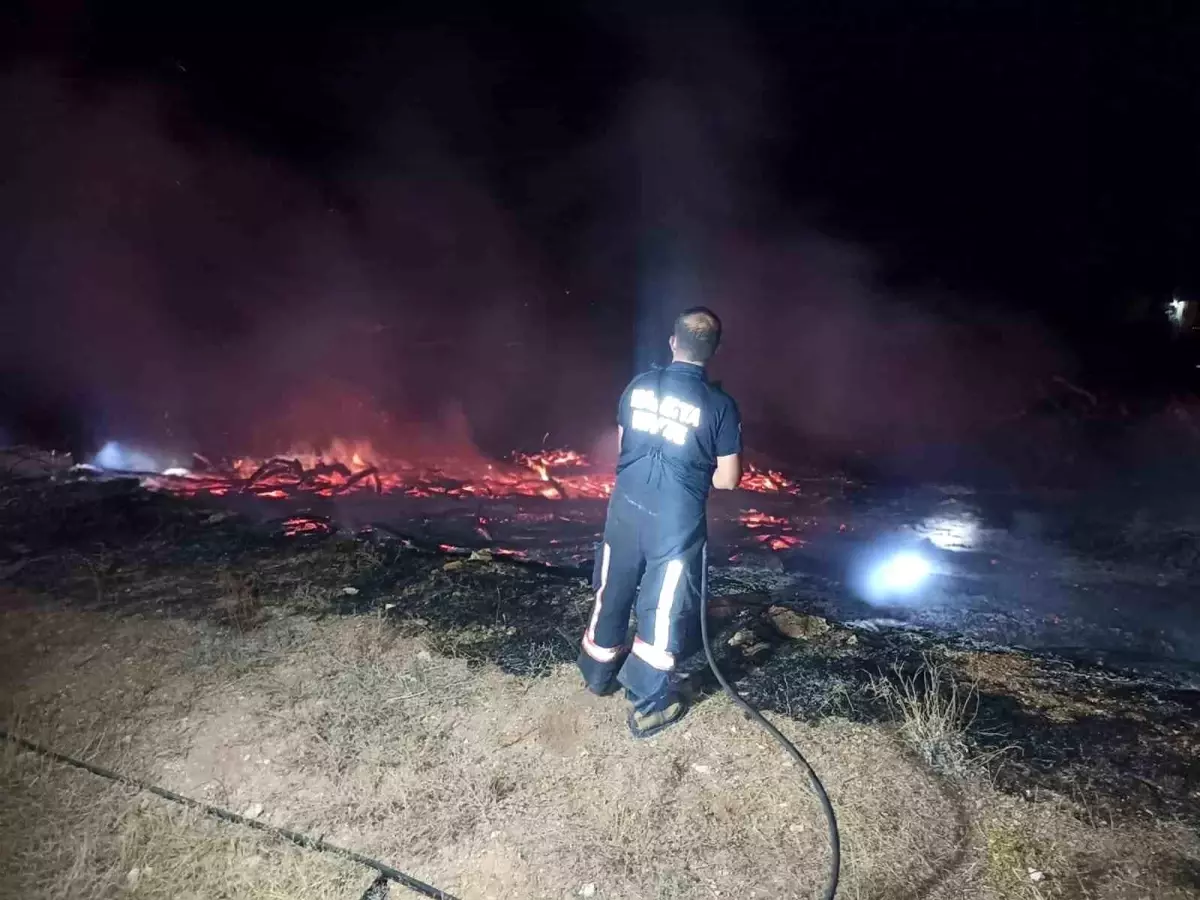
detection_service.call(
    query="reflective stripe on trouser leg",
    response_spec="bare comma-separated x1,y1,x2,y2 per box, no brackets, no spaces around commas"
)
582,543,621,662
631,557,683,671
620,544,702,712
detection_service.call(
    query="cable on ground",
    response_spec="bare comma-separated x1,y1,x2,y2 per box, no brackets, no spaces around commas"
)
0,729,458,900
699,544,842,899
4,535,839,899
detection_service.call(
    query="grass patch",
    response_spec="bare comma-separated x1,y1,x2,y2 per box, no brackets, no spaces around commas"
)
213,568,266,630
3,570,1198,899
985,825,1057,899
869,655,984,777
0,745,367,900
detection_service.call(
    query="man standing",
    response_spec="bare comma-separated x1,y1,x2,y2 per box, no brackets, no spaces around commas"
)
579,307,742,737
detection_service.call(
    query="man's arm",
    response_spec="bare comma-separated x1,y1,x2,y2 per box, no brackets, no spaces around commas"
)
711,395,743,490
712,453,742,490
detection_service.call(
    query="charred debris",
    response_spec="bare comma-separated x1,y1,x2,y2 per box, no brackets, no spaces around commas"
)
0,452,1196,828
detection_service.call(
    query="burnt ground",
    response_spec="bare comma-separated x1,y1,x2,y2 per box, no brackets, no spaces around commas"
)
0,469,1196,835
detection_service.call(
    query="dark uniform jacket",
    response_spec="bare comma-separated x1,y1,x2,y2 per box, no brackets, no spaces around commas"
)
614,361,741,524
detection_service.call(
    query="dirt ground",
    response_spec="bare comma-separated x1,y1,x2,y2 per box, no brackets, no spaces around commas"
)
0,473,1197,899
2,597,1198,900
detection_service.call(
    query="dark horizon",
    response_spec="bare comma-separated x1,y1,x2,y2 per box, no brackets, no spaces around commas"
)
3,2,1200,478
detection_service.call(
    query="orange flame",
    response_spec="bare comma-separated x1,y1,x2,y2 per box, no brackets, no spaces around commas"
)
142,441,807,512
738,463,800,494
739,508,806,552
282,515,332,536
738,509,790,529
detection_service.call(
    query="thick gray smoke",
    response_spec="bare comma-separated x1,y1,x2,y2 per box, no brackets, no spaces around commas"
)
608,15,1066,464
0,17,1067,474
0,66,551,461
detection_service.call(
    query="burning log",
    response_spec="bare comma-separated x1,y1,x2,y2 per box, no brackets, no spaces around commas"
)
739,463,803,494
333,466,382,495
121,440,812,568
738,508,807,551
306,461,354,483
242,458,305,494
280,514,334,537
61,437,840,567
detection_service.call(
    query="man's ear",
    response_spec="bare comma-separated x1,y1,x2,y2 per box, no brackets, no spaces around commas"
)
668,335,676,354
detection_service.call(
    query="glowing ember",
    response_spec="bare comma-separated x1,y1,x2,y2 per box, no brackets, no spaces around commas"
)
492,547,528,559
739,508,806,552
738,463,800,494
141,445,614,501
282,515,333,536
513,449,589,472
136,442,807,504
758,534,804,551
738,509,790,529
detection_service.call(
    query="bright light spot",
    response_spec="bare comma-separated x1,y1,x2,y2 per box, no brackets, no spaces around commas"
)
870,552,932,595
919,514,979,551
93,442,163,473
1168,296,1188,326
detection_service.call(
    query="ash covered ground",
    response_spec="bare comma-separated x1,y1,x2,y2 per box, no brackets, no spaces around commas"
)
2,446,1198,831
62,443,1200,680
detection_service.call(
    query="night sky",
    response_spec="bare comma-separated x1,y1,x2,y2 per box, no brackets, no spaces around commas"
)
3,2,1200,469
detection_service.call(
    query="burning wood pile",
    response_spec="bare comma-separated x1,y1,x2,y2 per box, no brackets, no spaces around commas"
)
738,509,808,551
136,445,610,501
43,438,825,557
129,441,807,505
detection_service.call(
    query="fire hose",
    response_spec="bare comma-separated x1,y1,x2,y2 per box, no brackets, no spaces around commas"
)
336,527,845,896
0,728,458,900
3,537,839,899
699,545,842,900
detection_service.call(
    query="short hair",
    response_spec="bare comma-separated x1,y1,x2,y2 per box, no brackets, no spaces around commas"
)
672,307,722,362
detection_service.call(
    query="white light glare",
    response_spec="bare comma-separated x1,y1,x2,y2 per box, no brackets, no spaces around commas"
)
872,552,932,594
1168,296,1187,326
93,442,163,473
920,514,979,551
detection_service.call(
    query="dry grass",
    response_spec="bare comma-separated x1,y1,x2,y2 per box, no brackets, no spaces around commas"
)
1,605,1198,900
213,568,266,631
868,655,985,778
976,798,1200,900
0,742,369,899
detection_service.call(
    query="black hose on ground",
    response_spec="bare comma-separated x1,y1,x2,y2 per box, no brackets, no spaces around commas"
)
4,534,837,899
699,545,841,900
0,729,458,900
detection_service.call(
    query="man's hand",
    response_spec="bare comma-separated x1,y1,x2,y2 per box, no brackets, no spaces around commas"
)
712,453,742,490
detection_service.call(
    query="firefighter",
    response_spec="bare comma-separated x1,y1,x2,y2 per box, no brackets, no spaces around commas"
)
579,307,742,737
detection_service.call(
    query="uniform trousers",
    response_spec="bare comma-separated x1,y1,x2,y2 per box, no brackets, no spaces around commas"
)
577,488,706,712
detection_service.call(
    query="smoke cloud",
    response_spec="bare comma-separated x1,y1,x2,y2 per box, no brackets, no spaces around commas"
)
0,14,1066,478
0,65,556,460
605,15,1066,467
